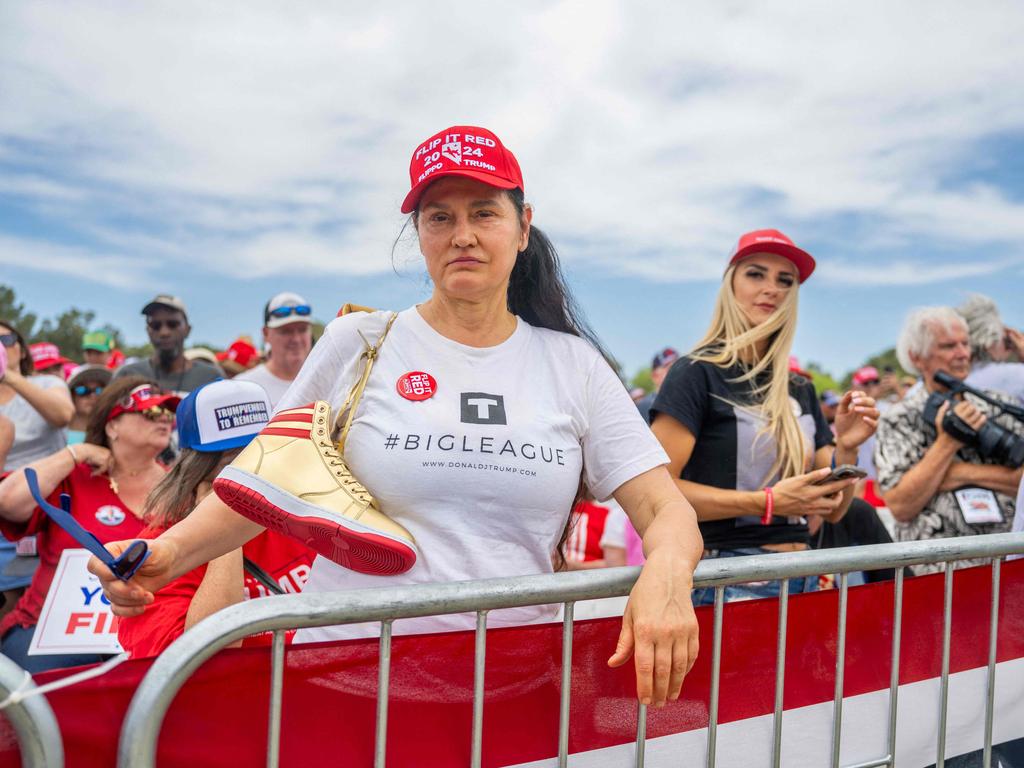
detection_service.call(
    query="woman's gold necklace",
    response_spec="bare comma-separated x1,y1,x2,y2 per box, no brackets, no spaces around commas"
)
108,465,145,496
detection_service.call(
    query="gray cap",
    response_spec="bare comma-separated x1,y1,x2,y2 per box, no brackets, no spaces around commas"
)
142,294,188,317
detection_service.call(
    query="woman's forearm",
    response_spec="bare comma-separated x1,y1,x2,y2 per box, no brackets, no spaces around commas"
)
8,376,73,428
158,493,267,579
0,448,76,521
185,549,245,631
642,499,703,572
673,478,765,521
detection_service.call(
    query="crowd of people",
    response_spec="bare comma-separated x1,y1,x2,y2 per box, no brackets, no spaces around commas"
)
0,127,1021,719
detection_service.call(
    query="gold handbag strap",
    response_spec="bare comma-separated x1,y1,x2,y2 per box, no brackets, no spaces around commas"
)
335,312,398,451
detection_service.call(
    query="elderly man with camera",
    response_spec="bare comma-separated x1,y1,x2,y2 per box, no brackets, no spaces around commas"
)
875,307,1024,574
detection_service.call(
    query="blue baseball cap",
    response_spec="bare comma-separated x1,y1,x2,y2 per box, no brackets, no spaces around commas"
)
176,380,273,453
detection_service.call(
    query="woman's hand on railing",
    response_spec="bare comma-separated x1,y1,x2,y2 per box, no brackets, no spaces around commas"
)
88,538,179,617
607,548,699,707
772,467,859,517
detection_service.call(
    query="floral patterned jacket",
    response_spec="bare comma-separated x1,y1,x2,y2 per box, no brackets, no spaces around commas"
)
874,385,1023,575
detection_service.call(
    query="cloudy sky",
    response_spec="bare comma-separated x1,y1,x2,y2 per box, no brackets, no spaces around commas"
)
2,1,1023,380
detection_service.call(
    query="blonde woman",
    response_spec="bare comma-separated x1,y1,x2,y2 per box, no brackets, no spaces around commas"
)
650,230,879,605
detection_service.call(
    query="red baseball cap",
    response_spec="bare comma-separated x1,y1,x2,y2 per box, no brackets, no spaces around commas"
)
216,337,260,373
401,126,524,214
107,384,181,422
29,342,71,373
788,355,812,380
852,366,881,386
727,229,816,283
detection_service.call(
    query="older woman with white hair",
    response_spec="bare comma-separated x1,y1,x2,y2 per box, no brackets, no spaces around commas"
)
876,306,1024,574
956,293,1024,404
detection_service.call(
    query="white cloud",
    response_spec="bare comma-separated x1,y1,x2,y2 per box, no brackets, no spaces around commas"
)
0,235,155,289
1,0,1024,286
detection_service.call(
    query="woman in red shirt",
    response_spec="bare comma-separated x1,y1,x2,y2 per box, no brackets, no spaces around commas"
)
0,377,176,672
117,379,314,659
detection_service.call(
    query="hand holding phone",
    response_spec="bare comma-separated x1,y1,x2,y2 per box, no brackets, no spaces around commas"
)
812,464,868,485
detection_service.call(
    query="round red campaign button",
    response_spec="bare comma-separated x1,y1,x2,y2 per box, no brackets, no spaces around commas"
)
396,371,437,401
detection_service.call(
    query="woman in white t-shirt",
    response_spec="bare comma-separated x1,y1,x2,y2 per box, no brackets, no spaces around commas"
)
93,125,703,707
0,322,74,472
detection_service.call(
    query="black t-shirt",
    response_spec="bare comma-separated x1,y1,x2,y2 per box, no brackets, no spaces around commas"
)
652,355,833,548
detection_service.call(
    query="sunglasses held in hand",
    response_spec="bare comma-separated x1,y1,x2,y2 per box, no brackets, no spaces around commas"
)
23,468,149,581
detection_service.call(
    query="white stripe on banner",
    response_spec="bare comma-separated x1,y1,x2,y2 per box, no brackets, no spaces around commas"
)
512,657,1024,767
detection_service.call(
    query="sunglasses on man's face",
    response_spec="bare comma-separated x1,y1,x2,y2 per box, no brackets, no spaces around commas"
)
268,305,312,320
147,319,183,332
0,333,17,348
73,384,104,397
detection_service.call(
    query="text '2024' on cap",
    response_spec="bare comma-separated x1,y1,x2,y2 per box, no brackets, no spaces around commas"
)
401,126,524,214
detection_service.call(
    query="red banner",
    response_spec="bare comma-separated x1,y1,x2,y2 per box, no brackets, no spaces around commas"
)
2,560,1023,767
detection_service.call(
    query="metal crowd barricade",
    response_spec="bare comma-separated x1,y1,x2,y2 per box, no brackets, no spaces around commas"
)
0,653,65,768
117,532,1024,768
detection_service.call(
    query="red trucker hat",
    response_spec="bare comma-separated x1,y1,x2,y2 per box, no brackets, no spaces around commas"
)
401,126,524,214
727,229,816,283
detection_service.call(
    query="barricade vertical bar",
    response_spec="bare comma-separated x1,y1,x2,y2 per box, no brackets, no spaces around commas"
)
886,567,904,766
983,558,1001,768
936,562,954,768
374,620,394,768
706,586,725,768
558,602,575,768
634,702,647,768
471,610,488,768
266,630,285,768
830,573,848,768
771,580,789,768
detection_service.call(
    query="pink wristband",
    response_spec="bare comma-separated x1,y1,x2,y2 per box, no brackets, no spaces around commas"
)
761,487,774,525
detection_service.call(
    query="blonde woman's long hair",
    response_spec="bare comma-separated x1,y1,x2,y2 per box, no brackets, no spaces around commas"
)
690,264,805,483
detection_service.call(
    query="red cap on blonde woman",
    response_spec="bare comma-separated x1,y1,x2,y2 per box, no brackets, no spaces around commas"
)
728,229,816,283
401,126,524,214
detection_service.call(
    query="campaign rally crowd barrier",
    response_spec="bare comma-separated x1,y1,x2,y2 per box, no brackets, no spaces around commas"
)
1,534,1023,768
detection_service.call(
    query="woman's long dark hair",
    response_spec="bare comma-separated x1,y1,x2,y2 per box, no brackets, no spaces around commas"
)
146,449,226,527
502,189,611,363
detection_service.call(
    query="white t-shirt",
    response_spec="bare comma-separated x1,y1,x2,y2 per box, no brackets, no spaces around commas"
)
967,362,1024,405
235,364,293,408
0,375,69,471
275,307,668,641
599,500,629,550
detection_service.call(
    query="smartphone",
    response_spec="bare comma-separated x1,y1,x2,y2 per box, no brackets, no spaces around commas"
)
813,464,867,485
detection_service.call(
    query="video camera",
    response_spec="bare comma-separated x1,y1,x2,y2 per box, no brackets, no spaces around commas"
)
922,371,1024,468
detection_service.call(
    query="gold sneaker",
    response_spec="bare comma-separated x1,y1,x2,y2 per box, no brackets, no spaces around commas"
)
213,401,417,575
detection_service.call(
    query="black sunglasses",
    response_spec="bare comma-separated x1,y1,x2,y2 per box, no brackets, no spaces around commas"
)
73,384,104,397
147,319,183,332
0,333,17,348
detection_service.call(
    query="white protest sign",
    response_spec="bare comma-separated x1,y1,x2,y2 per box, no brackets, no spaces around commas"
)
28,548,123,656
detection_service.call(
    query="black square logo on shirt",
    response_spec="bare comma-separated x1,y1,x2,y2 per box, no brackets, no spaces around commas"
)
461,393,507,425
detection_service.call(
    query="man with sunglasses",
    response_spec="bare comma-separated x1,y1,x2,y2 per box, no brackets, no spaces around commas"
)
115,295,222,396
235,292,314,407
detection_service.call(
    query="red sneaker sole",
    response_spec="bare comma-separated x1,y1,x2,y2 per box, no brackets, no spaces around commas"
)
213,477,416,576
